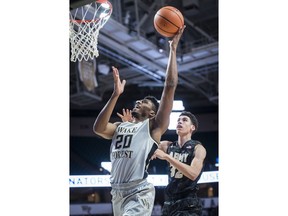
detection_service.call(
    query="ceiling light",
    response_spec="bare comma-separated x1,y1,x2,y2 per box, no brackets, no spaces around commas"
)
172,100,185,111
98,63,110,75
101,162,111,172
157,100,185,111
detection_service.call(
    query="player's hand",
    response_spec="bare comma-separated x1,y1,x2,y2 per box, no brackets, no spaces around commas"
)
112,66,126,96
169,25,186,50
117,108,133,122
151,149,167,160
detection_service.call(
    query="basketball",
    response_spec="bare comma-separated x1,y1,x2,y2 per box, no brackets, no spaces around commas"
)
154,6,184,38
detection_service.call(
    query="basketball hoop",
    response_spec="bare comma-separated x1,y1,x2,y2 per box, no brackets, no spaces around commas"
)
69,0,113,62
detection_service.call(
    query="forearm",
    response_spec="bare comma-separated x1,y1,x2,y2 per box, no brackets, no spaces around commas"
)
165,47,178,88
165,154,200,181
93,93,119,133
155,47,178,130
154,28,184,132
165,26,184,90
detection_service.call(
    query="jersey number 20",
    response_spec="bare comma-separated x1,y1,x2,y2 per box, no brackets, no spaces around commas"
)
115,134,133,149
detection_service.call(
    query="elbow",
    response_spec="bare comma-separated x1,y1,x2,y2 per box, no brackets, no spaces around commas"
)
93,123,112,140
93,123,101,135
187,171,200,181
189,175,198,181
93,127,98,135
93,128,100,136
93,123,97,133
93,127,106,139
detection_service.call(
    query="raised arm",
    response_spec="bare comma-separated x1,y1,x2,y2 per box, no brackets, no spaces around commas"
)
93,66,126,139
153,26,186,135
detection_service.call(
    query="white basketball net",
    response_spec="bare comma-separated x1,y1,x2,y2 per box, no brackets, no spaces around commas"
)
69,1,112,62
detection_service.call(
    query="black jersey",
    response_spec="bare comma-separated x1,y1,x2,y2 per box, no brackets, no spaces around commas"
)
165,139,204,199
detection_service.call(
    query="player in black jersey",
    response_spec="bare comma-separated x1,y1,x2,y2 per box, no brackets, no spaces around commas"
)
153,111,206,216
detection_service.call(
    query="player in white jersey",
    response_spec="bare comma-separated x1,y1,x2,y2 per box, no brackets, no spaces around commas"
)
93,26,185,216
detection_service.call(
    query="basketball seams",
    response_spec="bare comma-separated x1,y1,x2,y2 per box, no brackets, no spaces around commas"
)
156,14,181,29
160,7,184,26
153,6,184,37
155,22,174,37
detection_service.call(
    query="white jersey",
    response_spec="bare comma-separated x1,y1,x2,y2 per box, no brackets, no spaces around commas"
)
110,119,158,184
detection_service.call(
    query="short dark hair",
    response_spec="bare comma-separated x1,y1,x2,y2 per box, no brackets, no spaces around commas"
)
180,111,198,133
144,96,159,113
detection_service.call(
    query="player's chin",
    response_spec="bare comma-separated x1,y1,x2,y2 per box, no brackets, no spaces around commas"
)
131,110,138,118
175,128,181,134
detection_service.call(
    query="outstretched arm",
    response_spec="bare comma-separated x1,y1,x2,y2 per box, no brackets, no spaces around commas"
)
154,144,206,181
158,140,171,152
151,140,171,160
153,26,186,136
93,66,126,139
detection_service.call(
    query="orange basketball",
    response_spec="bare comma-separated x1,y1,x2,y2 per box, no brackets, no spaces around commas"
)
154,6,184,38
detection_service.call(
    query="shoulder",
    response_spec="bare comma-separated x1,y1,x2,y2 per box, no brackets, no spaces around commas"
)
114,122,122,126
192,140,202,145
189,140,204,148
192,140,205,149
188,140,206,155
194,143,206,158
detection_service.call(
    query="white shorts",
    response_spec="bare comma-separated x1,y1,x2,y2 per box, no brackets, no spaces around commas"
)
110,179,155,216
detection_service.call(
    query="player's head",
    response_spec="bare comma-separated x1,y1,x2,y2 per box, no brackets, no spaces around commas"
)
144,96,159,113
132,95,159,120
176,111,198,135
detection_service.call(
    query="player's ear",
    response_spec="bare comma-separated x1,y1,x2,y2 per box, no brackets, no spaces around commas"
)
190,124,196,133
149,110,156,117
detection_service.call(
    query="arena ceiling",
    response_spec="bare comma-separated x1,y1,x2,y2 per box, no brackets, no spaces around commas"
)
69,0,218,116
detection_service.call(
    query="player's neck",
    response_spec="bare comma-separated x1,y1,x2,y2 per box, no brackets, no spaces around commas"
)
131,113,149,123
132,119,141,123
132,116,147,123
177,134,192,147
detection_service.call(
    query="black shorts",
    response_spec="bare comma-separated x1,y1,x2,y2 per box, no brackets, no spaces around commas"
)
162,196,202,216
